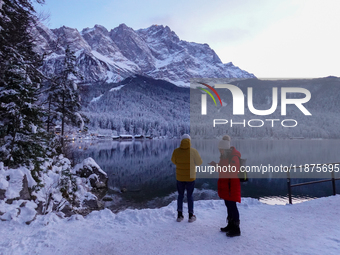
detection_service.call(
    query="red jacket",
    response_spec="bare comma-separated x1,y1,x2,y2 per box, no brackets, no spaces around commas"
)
217,147,241,203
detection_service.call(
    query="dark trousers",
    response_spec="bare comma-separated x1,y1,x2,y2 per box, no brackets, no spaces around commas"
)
224,200,239,222
177,180,195,214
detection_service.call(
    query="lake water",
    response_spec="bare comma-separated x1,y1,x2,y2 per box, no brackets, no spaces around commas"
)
68,139,340,211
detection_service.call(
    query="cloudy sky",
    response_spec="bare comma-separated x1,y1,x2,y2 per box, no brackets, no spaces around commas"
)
34,0,340,78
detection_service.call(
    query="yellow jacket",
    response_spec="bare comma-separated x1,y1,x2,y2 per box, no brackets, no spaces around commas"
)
171,139,203,182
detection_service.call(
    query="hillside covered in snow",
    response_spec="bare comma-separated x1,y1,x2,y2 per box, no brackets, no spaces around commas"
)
80,75,190,136
78,75,340,139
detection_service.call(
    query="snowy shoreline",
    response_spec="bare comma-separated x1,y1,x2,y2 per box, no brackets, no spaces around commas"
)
1,195,339,255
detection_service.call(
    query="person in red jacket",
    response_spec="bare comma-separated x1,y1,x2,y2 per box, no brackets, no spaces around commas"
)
209,135,241,237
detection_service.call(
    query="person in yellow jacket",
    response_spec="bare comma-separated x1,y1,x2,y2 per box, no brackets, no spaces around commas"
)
171,134,203,222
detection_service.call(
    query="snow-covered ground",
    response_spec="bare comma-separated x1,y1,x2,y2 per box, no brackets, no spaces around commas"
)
1,196,340,255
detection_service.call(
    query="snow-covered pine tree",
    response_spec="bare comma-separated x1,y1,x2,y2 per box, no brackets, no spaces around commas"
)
44,76,59,133
49,45,83,137
0,0,49,167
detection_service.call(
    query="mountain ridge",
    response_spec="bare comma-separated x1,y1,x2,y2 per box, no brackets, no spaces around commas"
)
35,22,255,86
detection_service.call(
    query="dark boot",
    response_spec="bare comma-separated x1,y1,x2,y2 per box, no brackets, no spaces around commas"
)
226,220,241,237
220,216,233,232
177,211,184,222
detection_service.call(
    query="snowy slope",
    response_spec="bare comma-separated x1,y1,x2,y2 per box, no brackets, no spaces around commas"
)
80,75,340,139
81,75,190,135
1,196,339,255
35,23,255,86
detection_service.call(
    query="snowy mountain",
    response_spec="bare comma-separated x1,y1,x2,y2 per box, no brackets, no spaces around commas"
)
35,23,255,86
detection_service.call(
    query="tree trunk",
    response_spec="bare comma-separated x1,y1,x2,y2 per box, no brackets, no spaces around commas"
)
47,97,51,133
61,91,65,152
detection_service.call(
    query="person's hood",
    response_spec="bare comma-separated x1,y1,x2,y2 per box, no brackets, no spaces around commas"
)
180,138,191,149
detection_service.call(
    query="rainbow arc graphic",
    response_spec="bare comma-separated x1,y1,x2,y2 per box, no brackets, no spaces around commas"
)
198,82,222,106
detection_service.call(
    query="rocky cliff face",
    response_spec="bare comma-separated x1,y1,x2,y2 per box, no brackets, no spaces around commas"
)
35,23,255,86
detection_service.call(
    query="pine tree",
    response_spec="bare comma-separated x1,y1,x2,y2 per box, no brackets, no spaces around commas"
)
0,0,49,167
48,45,83,137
